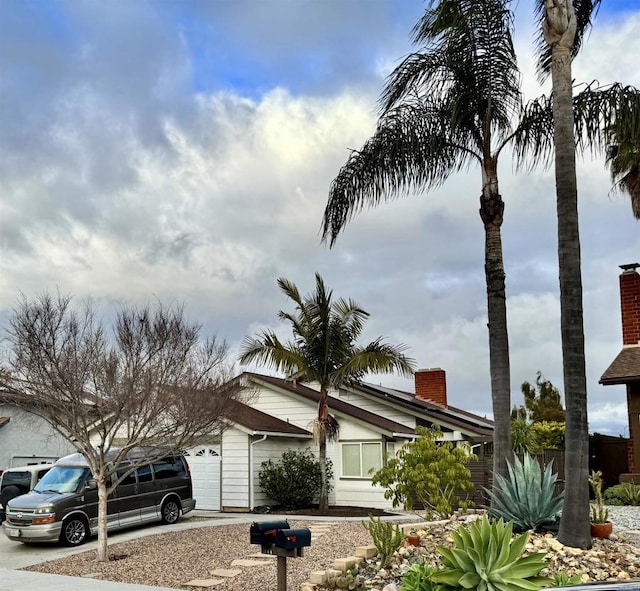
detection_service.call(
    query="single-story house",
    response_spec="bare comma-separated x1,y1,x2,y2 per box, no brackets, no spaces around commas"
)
195,368,494,511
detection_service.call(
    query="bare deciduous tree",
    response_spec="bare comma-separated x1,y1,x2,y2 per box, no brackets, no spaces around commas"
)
0,293,243,562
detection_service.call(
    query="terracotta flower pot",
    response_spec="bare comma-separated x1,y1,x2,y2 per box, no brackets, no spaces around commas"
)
590,521,613,539
407,534,421,547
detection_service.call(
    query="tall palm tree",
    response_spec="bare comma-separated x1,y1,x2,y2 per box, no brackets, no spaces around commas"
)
534,0,601,549
323,0,523,485
239,273,415,511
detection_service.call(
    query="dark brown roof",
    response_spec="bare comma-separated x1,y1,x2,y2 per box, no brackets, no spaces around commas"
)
351,383,494,439
227,399,312,437
0,417,9,428
247,373,415,437
600,347,640,385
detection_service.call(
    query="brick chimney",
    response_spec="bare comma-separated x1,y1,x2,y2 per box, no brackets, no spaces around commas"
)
620,263,640,346
415,368,447,407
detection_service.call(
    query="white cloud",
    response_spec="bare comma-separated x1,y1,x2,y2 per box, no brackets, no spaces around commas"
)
0,0,638,438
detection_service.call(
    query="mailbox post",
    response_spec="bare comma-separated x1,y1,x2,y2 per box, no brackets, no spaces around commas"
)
250,521,312,591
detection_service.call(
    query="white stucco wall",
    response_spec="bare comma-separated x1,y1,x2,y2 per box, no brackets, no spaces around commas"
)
0,405,75,471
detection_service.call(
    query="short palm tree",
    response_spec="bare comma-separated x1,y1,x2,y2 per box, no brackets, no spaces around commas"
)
323,0,524,485
239,273,415,511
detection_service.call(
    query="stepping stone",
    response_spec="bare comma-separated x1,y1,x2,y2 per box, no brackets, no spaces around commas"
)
183,579,225,587
210,568,242,578
231,559,272,567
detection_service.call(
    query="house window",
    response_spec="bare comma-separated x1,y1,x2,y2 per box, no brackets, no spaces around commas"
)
341,442,382,478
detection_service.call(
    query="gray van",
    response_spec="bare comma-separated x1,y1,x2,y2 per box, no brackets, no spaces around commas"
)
1,450,195,545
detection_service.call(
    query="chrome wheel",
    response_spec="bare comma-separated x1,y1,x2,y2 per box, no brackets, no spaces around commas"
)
161,499,180,524
61,517,88,546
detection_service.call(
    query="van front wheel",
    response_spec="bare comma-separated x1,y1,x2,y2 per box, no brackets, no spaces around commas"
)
161,499,180,524
60,516,88,546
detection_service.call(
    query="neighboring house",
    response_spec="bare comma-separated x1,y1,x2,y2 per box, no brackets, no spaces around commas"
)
600,263,640,479
0,403,75,472
195,368,493,512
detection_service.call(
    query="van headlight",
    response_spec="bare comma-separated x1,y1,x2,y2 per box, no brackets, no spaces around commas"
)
34,506,54,514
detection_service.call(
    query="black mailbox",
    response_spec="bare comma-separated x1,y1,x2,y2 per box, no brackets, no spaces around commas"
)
275,528,312,550
250,520,290,552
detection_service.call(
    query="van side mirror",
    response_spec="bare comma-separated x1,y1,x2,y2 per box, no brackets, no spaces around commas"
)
85,479,97,490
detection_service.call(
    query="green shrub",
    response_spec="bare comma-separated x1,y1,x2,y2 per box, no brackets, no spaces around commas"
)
258,448,333,509
486,452,563,532
362,515,404,568
604,482,640,506
371,425,477,519
431,515,550,591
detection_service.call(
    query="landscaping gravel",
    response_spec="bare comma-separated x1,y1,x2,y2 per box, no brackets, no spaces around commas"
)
23,507,640,590
25,519,396,590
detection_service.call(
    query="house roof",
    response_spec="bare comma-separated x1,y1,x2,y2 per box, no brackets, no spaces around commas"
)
226,399,312,437
351,382,494,439
246,373,416,438
600,346,640,385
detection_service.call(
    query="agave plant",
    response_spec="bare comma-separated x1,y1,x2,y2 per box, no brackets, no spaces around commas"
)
486,452,564,532
431,515,550,591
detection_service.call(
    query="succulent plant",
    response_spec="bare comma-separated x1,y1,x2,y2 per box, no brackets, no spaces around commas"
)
362,515,404,567
430,515,550,591
589,470,610,524
486,452,564,531
400,563,442,591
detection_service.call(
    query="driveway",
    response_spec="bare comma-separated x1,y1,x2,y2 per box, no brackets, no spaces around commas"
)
0,511,244,569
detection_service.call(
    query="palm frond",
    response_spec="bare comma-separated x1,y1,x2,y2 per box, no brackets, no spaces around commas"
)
325,0,522,247
322,97,480,246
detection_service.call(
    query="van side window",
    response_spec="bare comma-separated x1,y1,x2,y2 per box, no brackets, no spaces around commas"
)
137,465,153,483
152,457,186,479
117,463,136,486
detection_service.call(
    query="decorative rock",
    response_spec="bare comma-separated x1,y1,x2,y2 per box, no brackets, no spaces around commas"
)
300,583,316,591
334,557,358,571
210,568,242,578
230,559,272,567
355,545,378,559
183,579,225,587
309,571,328,584
382,583,398,591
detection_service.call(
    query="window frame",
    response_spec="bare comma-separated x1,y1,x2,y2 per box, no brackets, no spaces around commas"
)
340,441,384,479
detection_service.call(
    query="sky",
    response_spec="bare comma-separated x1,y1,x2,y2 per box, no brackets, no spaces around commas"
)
0,0,639,436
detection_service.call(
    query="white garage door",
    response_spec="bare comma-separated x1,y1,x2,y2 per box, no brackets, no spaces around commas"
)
184,446,221,511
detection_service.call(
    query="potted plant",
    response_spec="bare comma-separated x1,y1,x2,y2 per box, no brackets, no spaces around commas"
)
589,470,613,539
406,528,421,547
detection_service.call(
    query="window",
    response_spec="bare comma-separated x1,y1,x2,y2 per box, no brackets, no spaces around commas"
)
341,442,382,478
136,465,153,483
152,456,187,479
117,463,136,486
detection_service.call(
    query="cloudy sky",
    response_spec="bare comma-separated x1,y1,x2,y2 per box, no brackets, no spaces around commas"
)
1,0,638,436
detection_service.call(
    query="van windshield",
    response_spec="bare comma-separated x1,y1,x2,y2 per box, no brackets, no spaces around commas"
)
33,466,91,494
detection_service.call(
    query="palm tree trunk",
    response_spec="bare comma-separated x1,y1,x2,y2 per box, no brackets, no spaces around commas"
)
544,1,591,550
318,388,329,512
479,162,512,488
